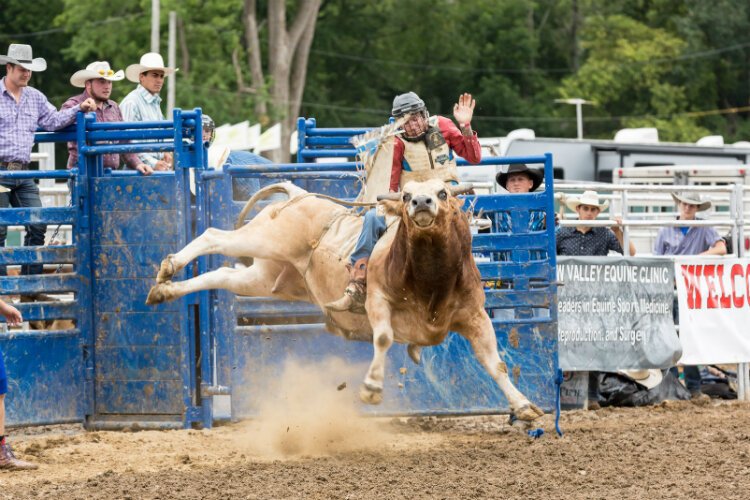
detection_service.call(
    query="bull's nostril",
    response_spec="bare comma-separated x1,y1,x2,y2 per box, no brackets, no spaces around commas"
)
425,198,432,204
411,199,418,206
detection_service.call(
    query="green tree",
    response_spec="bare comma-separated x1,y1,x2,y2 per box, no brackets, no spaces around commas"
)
560,14,709,141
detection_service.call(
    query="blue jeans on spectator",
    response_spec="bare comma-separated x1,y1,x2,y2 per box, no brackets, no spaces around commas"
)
0,179,46,276
670,296,702,393
350,209,387,264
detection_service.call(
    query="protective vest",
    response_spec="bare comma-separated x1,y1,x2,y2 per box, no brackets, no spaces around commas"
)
397,116,459,188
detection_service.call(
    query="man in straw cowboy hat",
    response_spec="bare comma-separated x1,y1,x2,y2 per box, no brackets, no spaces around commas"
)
557,190,636,257
0,43,96,277
120,52,178,171
654,191,726,399
556,190,635,409
62,61,152,176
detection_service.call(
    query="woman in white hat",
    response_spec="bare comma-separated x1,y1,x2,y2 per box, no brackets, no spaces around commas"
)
556,190,636,257
119,53,178,171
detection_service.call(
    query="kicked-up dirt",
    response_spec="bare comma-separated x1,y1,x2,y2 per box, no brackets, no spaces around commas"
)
2,362,750,499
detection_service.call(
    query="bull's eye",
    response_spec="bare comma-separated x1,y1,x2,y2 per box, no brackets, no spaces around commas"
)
437,190,447,200
403,193,412,202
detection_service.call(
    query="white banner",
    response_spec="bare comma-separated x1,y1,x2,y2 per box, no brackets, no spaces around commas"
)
675,257,750,364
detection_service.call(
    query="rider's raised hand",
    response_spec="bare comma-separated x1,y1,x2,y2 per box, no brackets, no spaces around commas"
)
453,93,475,127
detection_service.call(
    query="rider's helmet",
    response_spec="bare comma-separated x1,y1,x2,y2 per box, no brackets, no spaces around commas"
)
391,92,427,118
201,114,216,146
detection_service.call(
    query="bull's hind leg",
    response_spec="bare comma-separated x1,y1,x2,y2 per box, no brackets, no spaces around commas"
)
156,225,277,283
148,262,284,305
458,311,543,422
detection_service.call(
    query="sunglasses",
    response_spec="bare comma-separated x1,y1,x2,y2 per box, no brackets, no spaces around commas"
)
97,69,114,76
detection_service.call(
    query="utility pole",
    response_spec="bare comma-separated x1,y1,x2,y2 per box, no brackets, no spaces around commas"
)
151,0,160,53
555,98,593,139
167,11,176,116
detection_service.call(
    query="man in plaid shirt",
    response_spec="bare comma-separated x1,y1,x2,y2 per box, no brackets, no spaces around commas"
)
0,43,95,276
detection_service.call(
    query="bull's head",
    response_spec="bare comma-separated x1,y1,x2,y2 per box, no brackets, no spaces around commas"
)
377,180,473,229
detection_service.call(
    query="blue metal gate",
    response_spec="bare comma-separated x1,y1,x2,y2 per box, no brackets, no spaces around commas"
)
2,109,206,429
2,111,558,429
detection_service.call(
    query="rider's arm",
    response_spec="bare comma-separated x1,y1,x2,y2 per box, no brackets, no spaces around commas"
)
437,116,481,164
389,137,405,192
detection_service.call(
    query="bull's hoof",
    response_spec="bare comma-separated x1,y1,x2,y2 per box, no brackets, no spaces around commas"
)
359,383,383,405
146,284,169,305
156,255,177,284
515,402,544,422
407,344,422,365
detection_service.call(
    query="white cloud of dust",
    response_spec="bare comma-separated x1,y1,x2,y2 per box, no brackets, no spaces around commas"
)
232,357,396,459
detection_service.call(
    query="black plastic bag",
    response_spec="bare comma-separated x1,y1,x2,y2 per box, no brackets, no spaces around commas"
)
597,370,691,407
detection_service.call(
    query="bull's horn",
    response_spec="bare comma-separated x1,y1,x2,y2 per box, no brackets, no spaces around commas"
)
449,183,474,196
377,193,402,202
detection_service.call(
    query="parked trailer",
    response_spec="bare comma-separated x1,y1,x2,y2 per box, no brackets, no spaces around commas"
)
2,112,559,429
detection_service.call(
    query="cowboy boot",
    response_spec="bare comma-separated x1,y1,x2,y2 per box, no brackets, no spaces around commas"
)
325,257,369,314
0,441,38,470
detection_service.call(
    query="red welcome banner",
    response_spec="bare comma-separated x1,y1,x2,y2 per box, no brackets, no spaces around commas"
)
676,258,750,364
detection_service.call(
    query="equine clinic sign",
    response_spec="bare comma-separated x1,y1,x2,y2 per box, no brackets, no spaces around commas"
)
557,257,679,371
676,258,750,364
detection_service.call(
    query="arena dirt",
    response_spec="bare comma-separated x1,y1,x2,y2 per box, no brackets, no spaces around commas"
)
2,361,750,499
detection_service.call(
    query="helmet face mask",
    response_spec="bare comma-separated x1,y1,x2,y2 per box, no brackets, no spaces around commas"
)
201,114,216,146
392,92,428,139
402,111,429,139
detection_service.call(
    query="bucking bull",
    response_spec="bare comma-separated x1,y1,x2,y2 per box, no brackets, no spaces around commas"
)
146,178,543,422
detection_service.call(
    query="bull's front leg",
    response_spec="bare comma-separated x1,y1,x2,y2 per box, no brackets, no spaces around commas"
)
458,311,544,422
360,291,394,405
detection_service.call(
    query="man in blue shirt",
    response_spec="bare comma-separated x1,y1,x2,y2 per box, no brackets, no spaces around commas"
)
654,192,726,399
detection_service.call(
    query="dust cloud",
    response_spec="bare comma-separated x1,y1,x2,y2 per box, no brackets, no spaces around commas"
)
233,357,395,458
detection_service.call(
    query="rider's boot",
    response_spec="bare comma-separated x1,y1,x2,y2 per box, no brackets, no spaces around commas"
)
325,257,368,314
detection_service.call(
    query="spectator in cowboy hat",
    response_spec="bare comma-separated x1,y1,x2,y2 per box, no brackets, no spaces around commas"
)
493,163,547,259
62,61,152,176
0,44,96,471
120,52,178,171
654,191,726,400
0,43,96,278
557,190,636,257
557,189,635,409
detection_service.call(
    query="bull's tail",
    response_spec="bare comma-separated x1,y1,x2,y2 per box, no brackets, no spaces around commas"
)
235,182,306,229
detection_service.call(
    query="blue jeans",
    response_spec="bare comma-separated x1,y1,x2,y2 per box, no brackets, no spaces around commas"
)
0,179,46,276
350,209,387,264
671,296,702,392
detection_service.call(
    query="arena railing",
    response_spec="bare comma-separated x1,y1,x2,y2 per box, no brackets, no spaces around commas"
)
553,182,750,401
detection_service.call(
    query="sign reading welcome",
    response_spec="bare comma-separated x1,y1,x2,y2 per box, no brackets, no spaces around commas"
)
676,258,750,364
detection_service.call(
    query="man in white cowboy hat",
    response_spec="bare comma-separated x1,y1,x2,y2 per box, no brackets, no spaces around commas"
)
556,189,636,257
120,52,178,171
62,61,152,175
0,43,96,277
556,190,635,409
654,191,726,399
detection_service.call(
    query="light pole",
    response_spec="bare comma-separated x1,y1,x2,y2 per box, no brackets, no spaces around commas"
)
151,0,160,53
555,98,593,139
